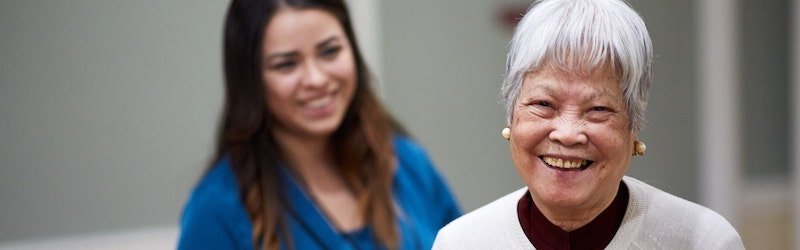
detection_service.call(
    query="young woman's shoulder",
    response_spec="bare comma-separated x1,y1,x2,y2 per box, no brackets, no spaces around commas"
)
393,135,423,154
392,136,439,181
186,159,242,211
391,135,462,223
178,159,252,249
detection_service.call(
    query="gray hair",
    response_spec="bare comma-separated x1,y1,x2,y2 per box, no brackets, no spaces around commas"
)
501,0,653,134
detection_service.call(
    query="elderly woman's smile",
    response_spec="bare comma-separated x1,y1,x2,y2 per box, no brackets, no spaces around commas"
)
539,156,592,170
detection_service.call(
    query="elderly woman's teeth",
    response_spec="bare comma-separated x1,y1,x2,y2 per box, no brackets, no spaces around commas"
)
543,156,587,169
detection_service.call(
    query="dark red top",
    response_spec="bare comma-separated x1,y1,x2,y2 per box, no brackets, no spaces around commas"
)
517,182,629,250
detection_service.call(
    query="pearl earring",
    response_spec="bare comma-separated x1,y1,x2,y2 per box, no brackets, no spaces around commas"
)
501,127,511,140
633,141,646,156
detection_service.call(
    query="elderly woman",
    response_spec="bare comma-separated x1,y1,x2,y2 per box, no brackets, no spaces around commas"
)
433,0,744,249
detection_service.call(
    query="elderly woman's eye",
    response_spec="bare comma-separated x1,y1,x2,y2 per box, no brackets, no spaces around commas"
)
591,106,611,112
535,101,551,107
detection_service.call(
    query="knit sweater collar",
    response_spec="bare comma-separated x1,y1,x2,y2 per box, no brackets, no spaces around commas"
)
517,182,629,249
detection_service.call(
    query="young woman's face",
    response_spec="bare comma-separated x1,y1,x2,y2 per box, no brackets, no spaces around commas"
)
261,7,356,140
509,67,635,214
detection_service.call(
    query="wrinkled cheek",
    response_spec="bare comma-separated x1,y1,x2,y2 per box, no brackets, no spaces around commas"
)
509,142,531,177
509,138,533,163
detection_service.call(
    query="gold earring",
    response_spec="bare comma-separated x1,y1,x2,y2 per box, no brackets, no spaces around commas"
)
501,127,511,140
633,141,646,156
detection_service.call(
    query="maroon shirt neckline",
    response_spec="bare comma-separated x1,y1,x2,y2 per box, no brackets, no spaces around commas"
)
517,182,629,250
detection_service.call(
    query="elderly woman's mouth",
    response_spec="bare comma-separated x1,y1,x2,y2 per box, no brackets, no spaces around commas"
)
540,156,593,171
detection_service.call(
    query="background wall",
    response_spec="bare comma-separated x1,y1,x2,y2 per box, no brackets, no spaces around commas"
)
0,0,793,249
738,0,792,247
0,0,227,242
381,0,522,210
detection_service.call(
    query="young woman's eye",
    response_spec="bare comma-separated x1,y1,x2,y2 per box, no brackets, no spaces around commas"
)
320,46,341,60
270,60,297,71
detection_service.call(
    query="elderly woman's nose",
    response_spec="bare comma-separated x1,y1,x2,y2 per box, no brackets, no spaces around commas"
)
548,119,588,146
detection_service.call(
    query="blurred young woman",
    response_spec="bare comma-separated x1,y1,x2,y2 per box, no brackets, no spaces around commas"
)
178,0,461,249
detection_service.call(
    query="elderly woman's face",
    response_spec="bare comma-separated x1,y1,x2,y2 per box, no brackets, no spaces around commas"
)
510,67,634,212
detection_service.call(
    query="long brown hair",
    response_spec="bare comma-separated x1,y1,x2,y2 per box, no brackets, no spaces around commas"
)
213,0,405,249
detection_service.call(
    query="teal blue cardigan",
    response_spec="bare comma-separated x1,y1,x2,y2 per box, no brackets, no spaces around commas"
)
178,137,461,250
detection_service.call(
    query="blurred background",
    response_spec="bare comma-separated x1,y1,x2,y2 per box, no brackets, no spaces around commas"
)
0,0,796,249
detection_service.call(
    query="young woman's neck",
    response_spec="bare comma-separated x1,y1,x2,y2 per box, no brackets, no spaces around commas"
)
272,128,335,174
272,127,365,231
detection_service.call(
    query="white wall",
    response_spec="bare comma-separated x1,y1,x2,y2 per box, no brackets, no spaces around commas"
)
794,0,800,247
0,0,227,242
380,0,525,210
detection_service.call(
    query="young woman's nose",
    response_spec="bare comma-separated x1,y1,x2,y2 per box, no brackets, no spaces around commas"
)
301,60,328,87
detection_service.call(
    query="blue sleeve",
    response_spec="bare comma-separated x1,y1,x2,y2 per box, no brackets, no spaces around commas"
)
178,195,241,250
177,163,252,250
425,154,462,228
394,137,462,228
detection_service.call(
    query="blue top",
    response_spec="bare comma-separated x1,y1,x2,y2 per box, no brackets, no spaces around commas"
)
178,136,461,250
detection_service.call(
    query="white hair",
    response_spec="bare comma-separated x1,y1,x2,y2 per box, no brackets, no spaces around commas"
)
501,0,653,134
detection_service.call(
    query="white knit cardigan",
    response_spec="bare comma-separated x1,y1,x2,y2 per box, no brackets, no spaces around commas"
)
433,176,744,250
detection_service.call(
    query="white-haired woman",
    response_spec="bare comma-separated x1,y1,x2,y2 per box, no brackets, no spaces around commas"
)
433,0,744,249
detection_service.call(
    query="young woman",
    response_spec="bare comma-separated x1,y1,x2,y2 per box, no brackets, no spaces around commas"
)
178,0,461,249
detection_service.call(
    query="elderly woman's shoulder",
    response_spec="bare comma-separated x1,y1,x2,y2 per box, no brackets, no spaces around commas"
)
433,188,532,250
621,176,744,249
623,176,729,222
